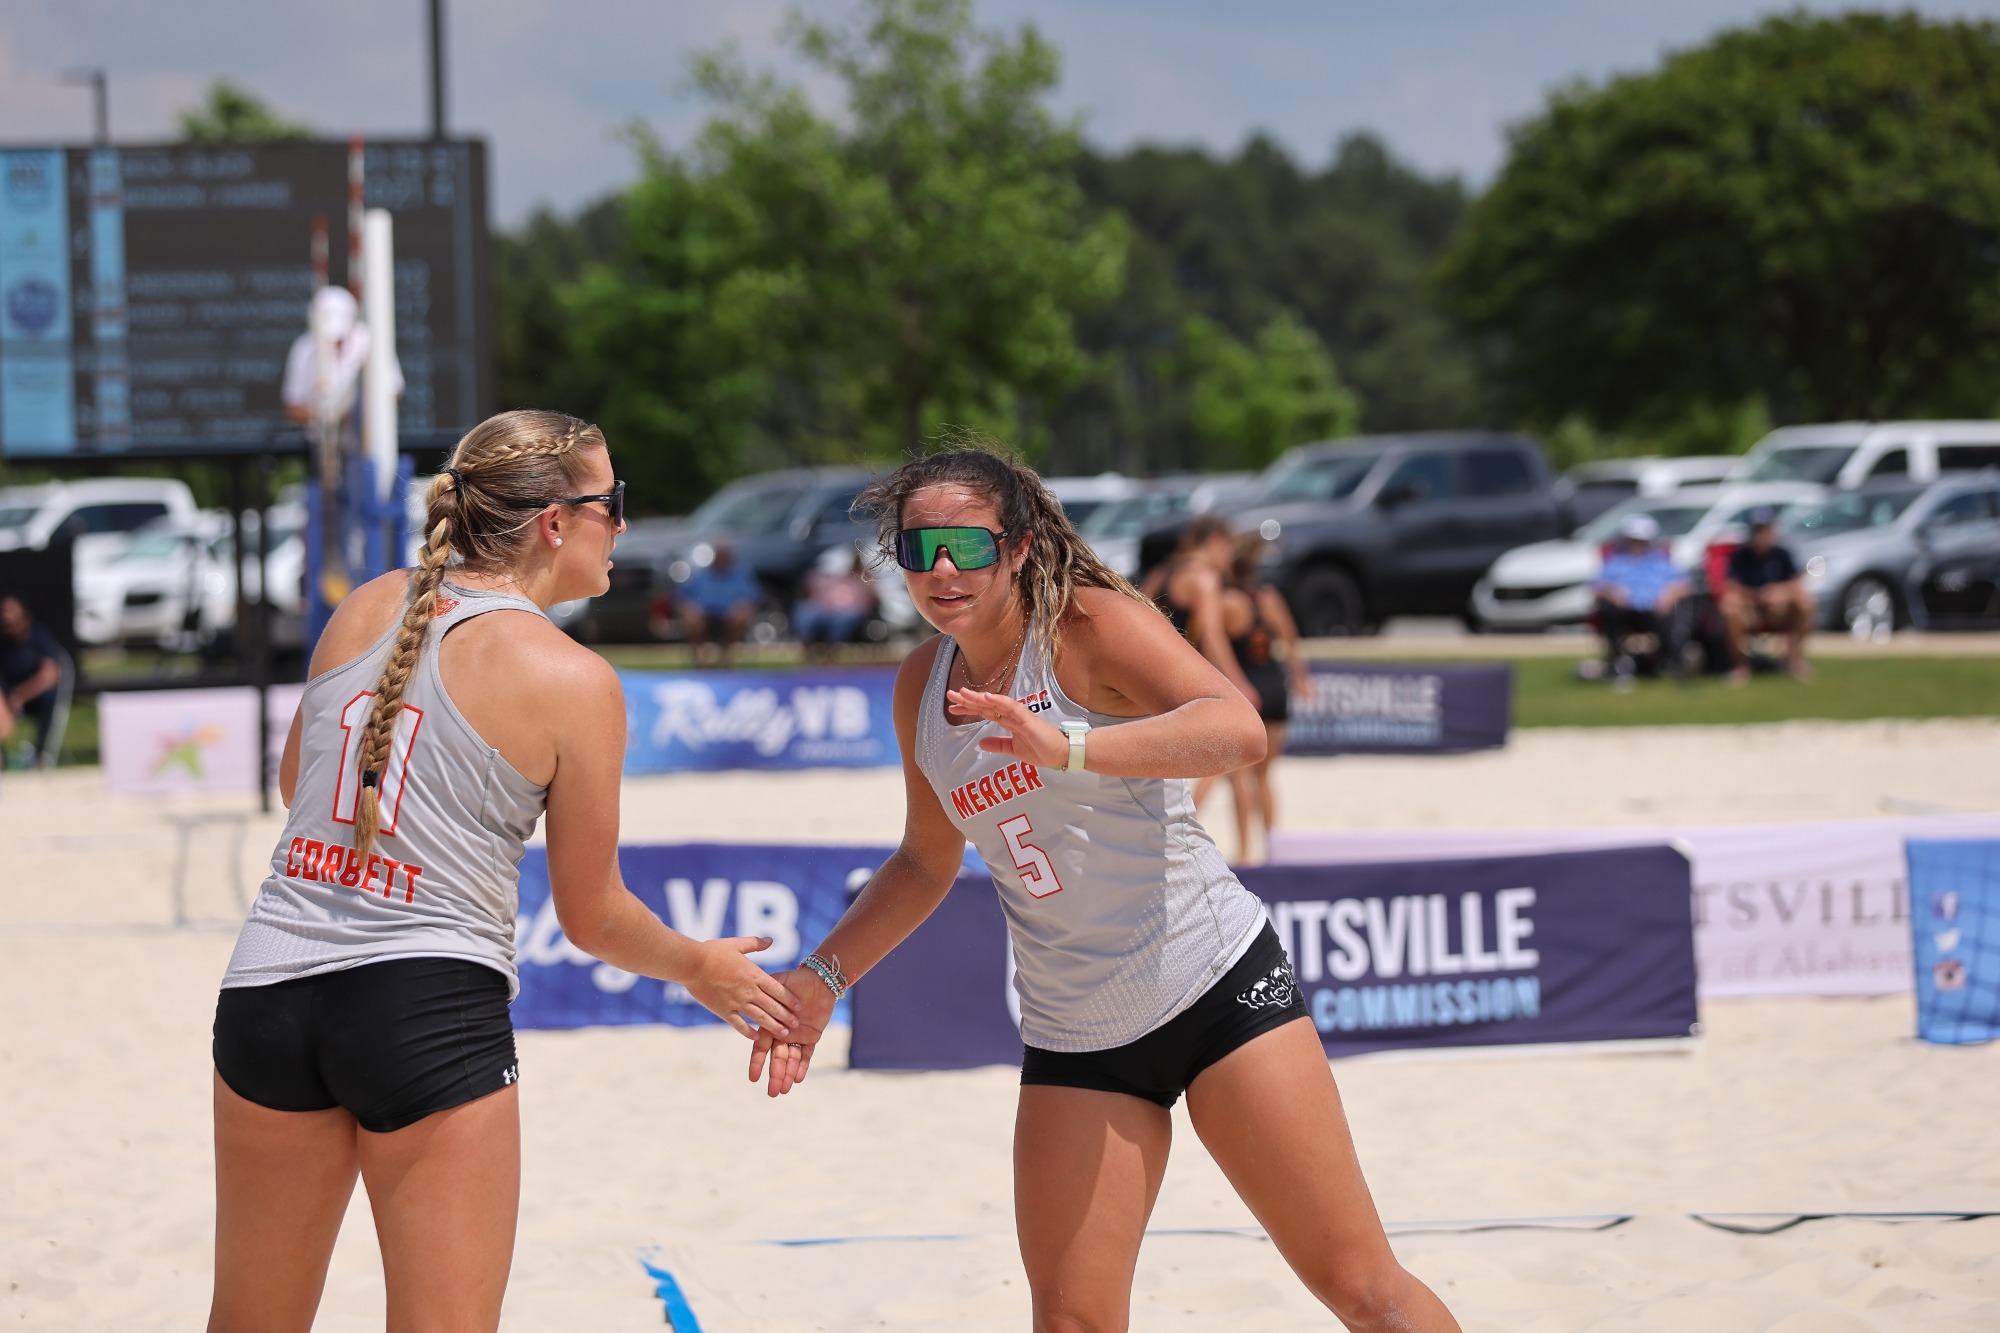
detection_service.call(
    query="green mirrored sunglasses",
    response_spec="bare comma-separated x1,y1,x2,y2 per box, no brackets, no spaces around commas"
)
894,526,1009,572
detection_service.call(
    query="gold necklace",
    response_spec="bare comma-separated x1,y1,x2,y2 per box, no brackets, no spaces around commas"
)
958,631,1024,695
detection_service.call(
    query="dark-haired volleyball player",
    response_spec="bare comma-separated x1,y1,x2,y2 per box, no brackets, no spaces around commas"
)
754,444,1459,1332
208,410,798,1332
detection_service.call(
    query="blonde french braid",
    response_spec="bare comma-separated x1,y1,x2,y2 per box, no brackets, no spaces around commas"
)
346,409,606,859
351,474,457,860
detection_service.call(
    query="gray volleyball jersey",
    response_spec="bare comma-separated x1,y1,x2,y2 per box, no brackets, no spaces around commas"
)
916,631,1265,1052
223,581,551,997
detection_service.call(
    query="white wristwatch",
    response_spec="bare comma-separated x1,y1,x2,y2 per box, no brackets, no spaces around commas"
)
1058,719,1090,772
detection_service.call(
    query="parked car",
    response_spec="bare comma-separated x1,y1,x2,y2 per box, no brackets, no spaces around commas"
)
1786,475,2000,639
0,478,202,644
1733,421,2000,490
0,477,200,560
1041,473,1139,527
195,503,308,653
650,468,879,640
74,512,226,648
1553,456,1738,534
1471,481,1825,632
1079,477,1227,578
1136,433,1564,635
546,516,691,642
1905,489,2000,630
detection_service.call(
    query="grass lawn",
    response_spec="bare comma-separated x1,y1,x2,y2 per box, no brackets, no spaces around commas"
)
1509,654,2000,728
25,651,1995,769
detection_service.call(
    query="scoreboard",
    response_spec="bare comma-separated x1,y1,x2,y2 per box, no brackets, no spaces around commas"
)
0,139,491,458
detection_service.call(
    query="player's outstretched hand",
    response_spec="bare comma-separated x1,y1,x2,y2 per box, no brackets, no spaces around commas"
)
947,687,1067,768
685,936,799,1040
747,967,836,1097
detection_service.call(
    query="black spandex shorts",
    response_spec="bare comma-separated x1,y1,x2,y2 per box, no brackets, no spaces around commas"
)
213,956,518,1134
1244,661,1290,724
1020,923,1306,1108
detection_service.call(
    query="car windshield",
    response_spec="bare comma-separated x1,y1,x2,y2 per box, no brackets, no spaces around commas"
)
1783,489,1921,536
686,484,810,534
1745,445,1856,483
1079,493,1190,540
1577,502,1710,544
117,532,191,561
0,505,37,531
1260,451,1384,504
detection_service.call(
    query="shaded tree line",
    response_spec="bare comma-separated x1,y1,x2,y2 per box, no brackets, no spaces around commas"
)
142,6,2000,516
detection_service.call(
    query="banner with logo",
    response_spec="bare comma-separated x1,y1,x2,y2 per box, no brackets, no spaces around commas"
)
849,845,1697,1068
620,667,899,774
510,841,891,1030
99,686,262,795
1272,815,2000,999
1287,662,1512,755
1908,839,2000,1045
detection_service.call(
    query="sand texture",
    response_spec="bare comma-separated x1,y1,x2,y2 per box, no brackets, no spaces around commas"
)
3,719,1999,1330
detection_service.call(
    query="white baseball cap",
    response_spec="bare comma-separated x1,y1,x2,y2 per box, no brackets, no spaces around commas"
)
1618,513,1661,543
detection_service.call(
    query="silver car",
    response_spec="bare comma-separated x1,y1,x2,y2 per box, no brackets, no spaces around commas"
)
1788,474,2000,638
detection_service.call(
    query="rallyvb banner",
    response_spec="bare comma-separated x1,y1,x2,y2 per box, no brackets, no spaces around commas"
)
511,842,892,1030
851,844,1698,1068
620,667,898,774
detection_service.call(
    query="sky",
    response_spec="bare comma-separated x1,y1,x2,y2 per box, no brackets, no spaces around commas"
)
5,0,2000,227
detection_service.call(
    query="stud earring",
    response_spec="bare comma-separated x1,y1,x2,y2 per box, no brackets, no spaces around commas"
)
553,537,564,547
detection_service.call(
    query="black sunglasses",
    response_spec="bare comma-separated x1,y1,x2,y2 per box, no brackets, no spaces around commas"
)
503,479,625,527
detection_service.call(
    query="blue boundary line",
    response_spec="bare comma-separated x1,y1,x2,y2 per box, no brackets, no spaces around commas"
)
639,1256,704,1332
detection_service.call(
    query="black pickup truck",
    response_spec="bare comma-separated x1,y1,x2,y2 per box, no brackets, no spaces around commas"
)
1139,432,1564,635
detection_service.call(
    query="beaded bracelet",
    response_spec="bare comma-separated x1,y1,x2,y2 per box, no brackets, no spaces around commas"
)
800,952,849,1001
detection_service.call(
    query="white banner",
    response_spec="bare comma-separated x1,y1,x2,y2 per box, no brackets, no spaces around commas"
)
1271,815,2000,998
100,683,307,797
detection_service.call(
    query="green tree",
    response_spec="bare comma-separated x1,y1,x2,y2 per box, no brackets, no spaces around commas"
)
1440,11,2000,435
176,80,313,141
1056,132,1484,473
1178,310,1358,469
573,0,1125,500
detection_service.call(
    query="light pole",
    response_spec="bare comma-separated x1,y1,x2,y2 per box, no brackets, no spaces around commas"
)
427,0,447,140
61,67,108,145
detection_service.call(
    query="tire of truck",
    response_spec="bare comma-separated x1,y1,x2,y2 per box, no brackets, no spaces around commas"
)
1290,564,1367,638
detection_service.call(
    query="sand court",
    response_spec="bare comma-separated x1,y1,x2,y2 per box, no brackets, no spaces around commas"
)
4,720,2000,1329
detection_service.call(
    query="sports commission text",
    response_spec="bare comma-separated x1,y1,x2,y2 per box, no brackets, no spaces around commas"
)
1270,890,1542,1035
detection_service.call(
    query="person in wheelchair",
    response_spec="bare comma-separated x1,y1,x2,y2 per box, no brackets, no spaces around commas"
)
1593,514,1691,684
1723,507,1814,685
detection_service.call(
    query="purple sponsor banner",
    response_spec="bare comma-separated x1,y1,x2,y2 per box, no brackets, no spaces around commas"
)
1242,845,1697,1055
848,845,1697,1068
1288,662,1512,755
848,871,1022,1070
512,842,891,1030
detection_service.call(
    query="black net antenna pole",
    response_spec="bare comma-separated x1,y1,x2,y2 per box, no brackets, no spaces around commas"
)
253,452,275,816
428,0,448,141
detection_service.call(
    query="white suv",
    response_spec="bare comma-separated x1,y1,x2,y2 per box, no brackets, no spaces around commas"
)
1734,421,2000,489
0,477,199,562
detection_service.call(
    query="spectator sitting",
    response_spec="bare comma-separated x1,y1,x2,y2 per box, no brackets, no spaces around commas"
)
1724,507,1814,685
1593,514,1690,684
792,543,877,663
677,540,763,665
0,594,64,766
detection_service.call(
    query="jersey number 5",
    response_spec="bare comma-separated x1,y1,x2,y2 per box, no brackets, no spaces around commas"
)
999,813,1065,899
332,692,425,834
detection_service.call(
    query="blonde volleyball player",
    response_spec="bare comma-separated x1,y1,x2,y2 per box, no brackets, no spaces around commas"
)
752,445,1459,1333
208,410,798,1333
